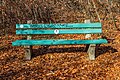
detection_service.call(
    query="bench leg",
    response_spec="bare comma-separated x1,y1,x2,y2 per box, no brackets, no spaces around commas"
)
87,44,96,60
24,46,32,60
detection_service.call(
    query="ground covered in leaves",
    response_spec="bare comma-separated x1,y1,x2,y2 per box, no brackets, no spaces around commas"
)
1,0,120,80
0,28,120,80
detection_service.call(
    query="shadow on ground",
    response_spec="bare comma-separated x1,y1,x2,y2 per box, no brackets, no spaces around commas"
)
32,46,118,58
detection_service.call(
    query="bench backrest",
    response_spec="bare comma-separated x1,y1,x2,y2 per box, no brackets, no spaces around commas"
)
16,23,102,35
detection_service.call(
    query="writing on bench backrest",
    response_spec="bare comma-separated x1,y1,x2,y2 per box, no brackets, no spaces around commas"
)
16,23,102,35
16,23,101,28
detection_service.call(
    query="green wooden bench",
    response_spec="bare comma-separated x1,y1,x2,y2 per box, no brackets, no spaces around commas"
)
12,20,108,60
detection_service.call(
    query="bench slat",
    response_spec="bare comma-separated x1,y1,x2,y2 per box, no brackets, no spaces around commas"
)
16,23,101,28
12,39,107,46
16,29,102,35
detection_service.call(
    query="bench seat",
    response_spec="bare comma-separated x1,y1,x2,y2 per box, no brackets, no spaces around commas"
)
12,39,107,46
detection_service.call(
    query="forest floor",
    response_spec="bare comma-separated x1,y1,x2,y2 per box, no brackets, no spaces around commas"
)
0,21,120,80
1,0,120,80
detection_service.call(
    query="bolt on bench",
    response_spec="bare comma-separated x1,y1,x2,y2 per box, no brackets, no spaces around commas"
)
12,20,108,60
